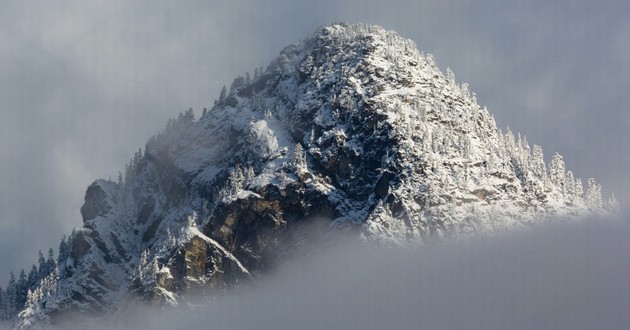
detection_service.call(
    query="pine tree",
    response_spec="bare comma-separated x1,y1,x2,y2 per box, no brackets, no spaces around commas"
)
549,153,566,193
148,257,160,286
446,67,456,86
219,86,227,100
226,167,244,196
586,178,603,211
46,248,56,275
135,249,150,283
5,272,17,318
605,193,620,213
530,145,546,179
230,75,245,92
26,265,38,291
0,287,5,320
165,228,177,251
16,270,27,311
184,108,195,123
565,171,576,202
37,251,46,278
291,144,307,172
58,236,68,265
244,165,255,184
575,178,584,198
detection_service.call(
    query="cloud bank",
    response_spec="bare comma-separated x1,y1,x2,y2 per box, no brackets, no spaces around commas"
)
41,216,630,330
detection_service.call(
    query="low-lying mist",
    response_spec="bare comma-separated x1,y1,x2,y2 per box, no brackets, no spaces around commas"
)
54,215,630,329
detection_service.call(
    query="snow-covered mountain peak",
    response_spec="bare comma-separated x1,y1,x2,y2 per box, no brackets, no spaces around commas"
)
4,23,618,328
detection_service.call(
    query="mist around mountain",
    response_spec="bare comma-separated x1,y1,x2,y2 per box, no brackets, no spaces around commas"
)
6,214,628,330
0,23,621,329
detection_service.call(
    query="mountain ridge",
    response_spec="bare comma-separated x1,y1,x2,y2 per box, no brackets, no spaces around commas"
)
0,23,618,328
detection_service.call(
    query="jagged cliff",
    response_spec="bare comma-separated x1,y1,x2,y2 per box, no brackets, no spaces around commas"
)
11,23,617,328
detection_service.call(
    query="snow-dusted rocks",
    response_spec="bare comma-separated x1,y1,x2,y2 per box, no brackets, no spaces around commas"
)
9,23,618,327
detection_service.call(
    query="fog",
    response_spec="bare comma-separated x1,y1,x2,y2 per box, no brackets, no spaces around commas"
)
43,215,630,330
1,0,628,286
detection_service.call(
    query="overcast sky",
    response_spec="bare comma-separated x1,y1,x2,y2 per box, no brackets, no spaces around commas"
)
0,0,628,283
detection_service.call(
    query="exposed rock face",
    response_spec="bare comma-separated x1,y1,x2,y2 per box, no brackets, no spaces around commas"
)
80,182,114,222
15,23,617,328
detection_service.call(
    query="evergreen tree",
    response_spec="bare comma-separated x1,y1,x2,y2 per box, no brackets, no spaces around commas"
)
230,76,245,92
530,145,546,179
446,67,456,86
46,248,56,274
291,144,307,172
244,165,255,184
165,228,177,251
549,153,566,192
16,270,27,311
5,272,17,318
0,287,5,320
37,251,46,278
219,86,227,100
183,108,195,123
226,167,245,196
586,178,603,211
27,265,38,290
58,236,68,265
575,178,584,198
565,171,576,202
605,194,620,213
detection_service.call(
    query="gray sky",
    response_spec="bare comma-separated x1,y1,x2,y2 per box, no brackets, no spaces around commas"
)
0,0,628,283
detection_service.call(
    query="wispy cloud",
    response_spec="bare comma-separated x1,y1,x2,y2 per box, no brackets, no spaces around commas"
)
49,216,630,330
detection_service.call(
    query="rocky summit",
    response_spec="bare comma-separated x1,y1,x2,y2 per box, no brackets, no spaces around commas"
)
7,23,617,328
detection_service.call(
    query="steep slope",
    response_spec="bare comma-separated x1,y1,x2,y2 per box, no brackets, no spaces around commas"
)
12,23,617,328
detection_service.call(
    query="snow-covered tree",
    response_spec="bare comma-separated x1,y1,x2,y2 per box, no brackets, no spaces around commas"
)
565,170,576,202
134,249,150,283
605,193,620,213
186,213,198,228
530,145,546,179
158,228,177,254
575,178,584,199
244,165,255,185
586,178,603,211
291,143,307,172
549,153,566,192
225,166,245,197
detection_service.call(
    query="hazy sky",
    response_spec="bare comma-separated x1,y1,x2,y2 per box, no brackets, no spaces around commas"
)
1,0,628,283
